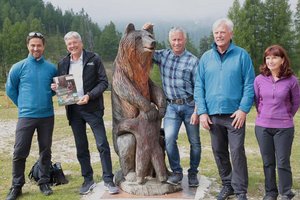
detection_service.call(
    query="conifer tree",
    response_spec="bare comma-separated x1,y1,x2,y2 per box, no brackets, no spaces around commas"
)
1,18,28,78
198,34,213,57
263,0,293,47
186,34,199,56
98,22,121,61
228,0,265,72
293,0,300,74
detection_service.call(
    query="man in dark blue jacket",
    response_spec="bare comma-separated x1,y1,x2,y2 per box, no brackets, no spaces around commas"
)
52,31,118,195
6,32,57,200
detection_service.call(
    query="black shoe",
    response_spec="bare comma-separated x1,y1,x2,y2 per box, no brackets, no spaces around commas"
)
166,172,183,185
217,185,234,200
6,187,22,200
188,172,199,187
39,184,53,196
263,195,277,200
104,182,119,194
281,191,295,200
237,193,248,200
80,180,96,195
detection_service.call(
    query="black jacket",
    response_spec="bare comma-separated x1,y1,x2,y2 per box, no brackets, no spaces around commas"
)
57,49,108,120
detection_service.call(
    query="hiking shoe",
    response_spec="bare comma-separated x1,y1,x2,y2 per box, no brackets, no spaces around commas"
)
217,185,234,200
6,187,22,200
237,193,248,200
166,172,183,186
188,173,199,187
104,182,119,194
39,184,53,196
263,195,277,200
79,180,96,195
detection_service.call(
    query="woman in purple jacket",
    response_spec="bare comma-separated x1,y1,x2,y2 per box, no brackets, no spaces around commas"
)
254,45,300,200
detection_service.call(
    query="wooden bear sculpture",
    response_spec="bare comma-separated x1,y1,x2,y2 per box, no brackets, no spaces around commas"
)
111,23,167,184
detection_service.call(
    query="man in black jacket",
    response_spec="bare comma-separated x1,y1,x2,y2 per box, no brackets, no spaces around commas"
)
51,31,118,195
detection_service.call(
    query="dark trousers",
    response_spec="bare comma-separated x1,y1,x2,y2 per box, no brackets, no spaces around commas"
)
255,126,294,197
209,114,248,194
12,117,54,187
69,105,113,183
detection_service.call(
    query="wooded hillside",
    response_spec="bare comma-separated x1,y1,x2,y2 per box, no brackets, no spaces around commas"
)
0,0,300,84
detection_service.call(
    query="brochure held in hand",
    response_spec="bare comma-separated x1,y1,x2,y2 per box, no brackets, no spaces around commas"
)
53,74,79,106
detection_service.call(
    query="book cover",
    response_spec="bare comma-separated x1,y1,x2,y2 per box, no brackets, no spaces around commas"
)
53,74,79,106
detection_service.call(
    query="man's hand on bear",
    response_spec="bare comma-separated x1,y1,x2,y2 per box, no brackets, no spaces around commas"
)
142,22,154,33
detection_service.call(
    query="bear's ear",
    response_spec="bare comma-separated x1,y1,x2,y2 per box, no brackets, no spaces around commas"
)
125,23,135,34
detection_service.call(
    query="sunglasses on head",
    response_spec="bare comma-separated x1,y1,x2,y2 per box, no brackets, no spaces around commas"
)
28,32,44,38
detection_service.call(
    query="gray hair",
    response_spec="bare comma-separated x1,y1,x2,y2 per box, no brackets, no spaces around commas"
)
212,18,234,32
64,31,82,42
169,27,187,40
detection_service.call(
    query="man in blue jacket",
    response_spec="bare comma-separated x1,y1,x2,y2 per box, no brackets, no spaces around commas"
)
6,32,57,200
51,31,118,195
194,18,255,200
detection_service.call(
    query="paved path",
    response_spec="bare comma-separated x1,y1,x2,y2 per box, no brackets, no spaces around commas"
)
81,175,215,200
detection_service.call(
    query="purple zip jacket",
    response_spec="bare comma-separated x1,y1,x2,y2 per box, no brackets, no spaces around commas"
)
254,74,300,128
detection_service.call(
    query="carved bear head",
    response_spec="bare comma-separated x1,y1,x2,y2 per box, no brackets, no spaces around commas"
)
116,23,156,79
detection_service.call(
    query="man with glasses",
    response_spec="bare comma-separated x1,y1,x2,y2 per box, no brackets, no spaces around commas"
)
5,32,57,200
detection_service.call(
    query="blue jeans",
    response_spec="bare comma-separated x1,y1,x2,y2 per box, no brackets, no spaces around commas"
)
163,102,201,174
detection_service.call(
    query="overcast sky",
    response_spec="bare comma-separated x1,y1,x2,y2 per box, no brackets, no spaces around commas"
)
44,0,298,26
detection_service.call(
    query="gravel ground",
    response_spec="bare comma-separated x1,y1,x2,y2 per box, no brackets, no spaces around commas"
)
0,110,264,200
0,109,116,163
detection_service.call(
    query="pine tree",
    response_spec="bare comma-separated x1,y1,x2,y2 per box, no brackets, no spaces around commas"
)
199,34,214,57
228,0,265,72
156,41,166,50
293,0,300,74
263,0,293,47
1,18,28,80
0,0,107,82
186,34,198,56
98,22,121,61
263,0,295,71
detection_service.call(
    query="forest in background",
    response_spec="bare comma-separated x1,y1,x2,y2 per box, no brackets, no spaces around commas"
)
0,0,300,84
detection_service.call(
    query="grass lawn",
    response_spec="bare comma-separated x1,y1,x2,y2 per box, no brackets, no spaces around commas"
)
0,90,299,199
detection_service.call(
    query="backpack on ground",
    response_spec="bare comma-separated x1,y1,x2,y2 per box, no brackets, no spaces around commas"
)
28,160,69,186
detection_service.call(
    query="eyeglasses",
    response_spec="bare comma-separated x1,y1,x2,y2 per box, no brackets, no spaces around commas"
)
28,32,44,38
